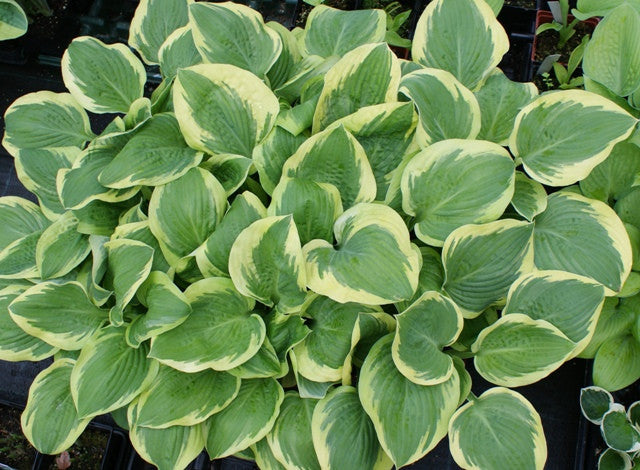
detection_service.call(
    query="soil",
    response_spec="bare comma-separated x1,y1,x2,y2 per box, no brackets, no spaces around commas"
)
0,402,109,470
504,0,536,8
534,20,596,63
0,404,33,470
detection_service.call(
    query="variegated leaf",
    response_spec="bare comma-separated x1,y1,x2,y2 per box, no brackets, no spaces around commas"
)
402,139,515,246
206,378,284,458
303,6,386,58
130,423,206,470
0,0,27,40
399,68,481,146
2,91,92,157
9,281,107,350
304,203,420,305
392,291,463,385
62,36,146,113
71,327,159,418
253,126,307,195
173,63,279,157
313,43,400,133
148,167,226,265
510,90,637,186
130,364,239,428
533,191,632,294
149,277,265,372
128,0,191,65
359,334,460,467
125,271,191,348
472,314,575,387
580,142,640,204
282,125,376,209
267,392,321,470
412,0,509,90
105,239,154,326
511,171,547,221
158,25,202,79
21,359,91,454
36,211,90,279
504,270,605,356
442,219,534,317
189,1,281,78
449,388,546,470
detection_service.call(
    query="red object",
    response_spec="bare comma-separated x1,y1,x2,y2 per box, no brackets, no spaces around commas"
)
531,10,599,63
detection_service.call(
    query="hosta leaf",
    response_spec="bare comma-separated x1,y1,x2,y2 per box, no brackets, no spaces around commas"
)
629,401,640,427
0,0,27,40
71,327,159,418
206,378,284,458
21,359,91,454
472,314,575,387
112,221,170,273
149,278,265,372
580,143,640,204
131,364,239,429
98,113,203,188
313,43,400,133
598,448,633,470
601,407,640,452
503,270,605,355
0,196,50,252
267,392,321,470
473,69,538,145
265,310,310,363
189,1,282,78
14,147,80,218
275,55,338,105
448,387,546,470
399,69,481,146
580,386,614,425
252,438,287,470
148,167,226,264
574,0,640,19
394,246,444,312
0,285,57,361
268,177,343,245
510,90,637,186
130,423,205,470
58,140,141,211
303,6,386,58
392,291,463,385
533,192,633,294
2,91,92,157
442,219,534,317
615,187,640,228
195,192,266,278
332,102,416,200
173,63,279,157
227,337,282,379
253,126,307,195
291,125,376,206
0,229,43,279
266,21,300,90
583,4,640,98
36,212,90,279
511,171,547,221
312,386,392,470
304,203,420,305
359,334,460,467
128,0,191,65
228,215,307,312
412,0,509,90
158,26,201,79
62,36,146,113
293,295,380,383
125,271,191,348
9,281,107,350
402,139,514,246
593,334,640,391
200,153,252,196
105,239,154,326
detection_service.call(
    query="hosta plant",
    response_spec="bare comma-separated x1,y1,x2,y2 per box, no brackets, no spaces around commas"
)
580,387,640,469
1,0,639,469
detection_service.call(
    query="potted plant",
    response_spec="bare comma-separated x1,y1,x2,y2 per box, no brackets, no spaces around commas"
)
0,0,639,468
